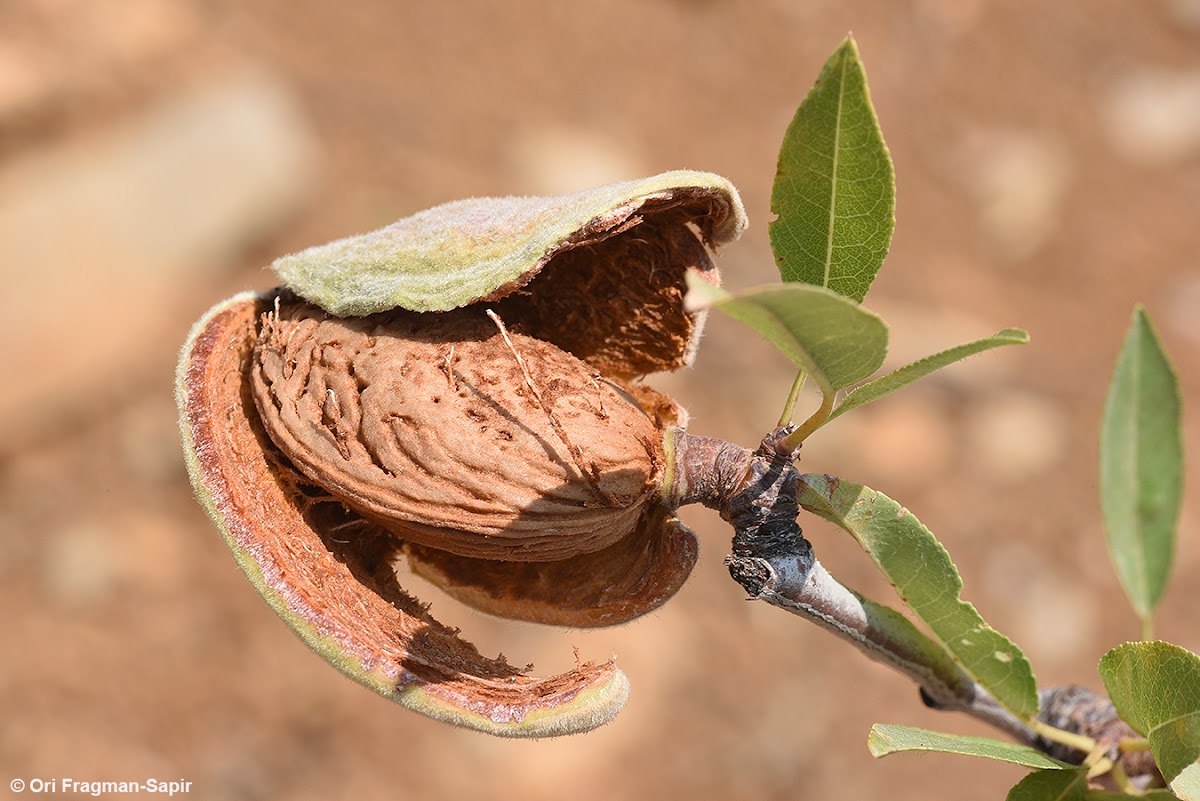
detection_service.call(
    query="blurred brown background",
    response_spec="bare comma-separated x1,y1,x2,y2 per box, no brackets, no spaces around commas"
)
2,1,1198,799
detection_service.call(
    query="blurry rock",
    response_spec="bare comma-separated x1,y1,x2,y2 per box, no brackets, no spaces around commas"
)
914,0,988,38
0,0,204,133
964,389,1068,483
1103,68,1200,165
0,70,316,449
1160,269,1200,348
39,507,189,609
1163,0,1200,28
505,124,645,195
116,508,190,594
41,523,120,608
823,391,956,488
0,40,51,123
63,0,200,71
816,297,1030,487
959,129,1072,261
979,540,1099,670
869,296,1022,389
116,393,186,486
732,675,833,793
0,514,29,583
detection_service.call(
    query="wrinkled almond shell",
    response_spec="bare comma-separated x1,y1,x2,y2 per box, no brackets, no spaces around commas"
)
250,298,664,562
405,503,697,628
177,292,631,736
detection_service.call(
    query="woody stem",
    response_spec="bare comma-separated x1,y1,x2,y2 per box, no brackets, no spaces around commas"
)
666,428,1026,735
665,427,1156,778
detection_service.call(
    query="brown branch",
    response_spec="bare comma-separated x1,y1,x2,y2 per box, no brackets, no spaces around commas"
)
667,427,1161,784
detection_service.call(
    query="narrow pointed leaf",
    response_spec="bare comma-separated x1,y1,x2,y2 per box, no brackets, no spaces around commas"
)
1099,641,1200,784
797,474,1038,718
827,328,1029,423
770,36,895,301
869,724,1073,769
1100,307,1182,626
1006,768,1087,801
685,273,887,392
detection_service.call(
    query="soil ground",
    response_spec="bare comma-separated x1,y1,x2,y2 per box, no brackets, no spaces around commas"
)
2,2,1199,799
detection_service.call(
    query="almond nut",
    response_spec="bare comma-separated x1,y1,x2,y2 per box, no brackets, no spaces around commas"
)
177,172,746,735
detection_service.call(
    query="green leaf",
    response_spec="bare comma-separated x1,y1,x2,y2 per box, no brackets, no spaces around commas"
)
685,274,888,393
1169,760,1200,800
1099,641,1200,784
827,328,1030,423
1100,306,1182,629
797,475,1039,718
1085,791,1181,801
1006,768,1088,801
868,724,1072,769
769,36,895,301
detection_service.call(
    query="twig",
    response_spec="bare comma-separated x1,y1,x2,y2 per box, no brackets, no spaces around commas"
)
667,427,1161,781
670,429,1012,725
729,546,1036,741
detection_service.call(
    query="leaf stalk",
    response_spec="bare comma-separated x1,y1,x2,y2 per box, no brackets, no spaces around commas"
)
778,369,808,428
1027,718,1098,756
783,387,834,450
1118,737,1152,753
